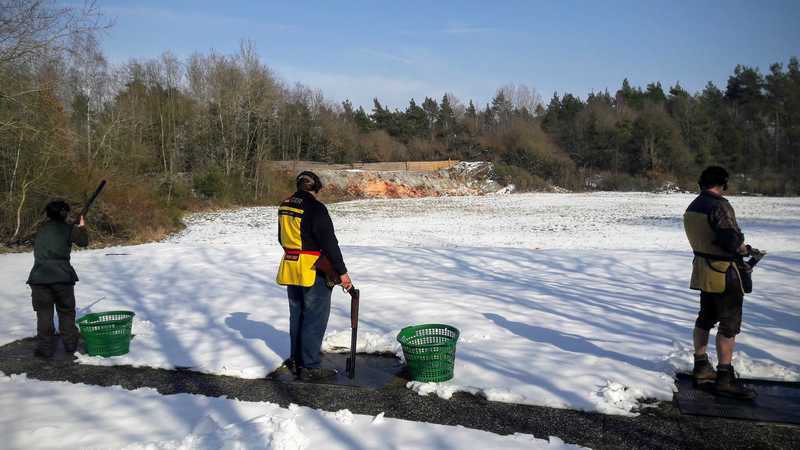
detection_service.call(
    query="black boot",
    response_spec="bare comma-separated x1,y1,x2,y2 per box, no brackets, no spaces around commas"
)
715,365,757,400
298,367,338,381
692,354,716,387
281,358,297,375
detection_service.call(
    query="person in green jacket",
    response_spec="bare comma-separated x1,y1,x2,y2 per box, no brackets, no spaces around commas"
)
26,200,89,357
684,166,755,400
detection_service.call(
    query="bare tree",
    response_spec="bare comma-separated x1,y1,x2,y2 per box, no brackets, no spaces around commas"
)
0,0,107,66
498,83,543,116
444,92,465,119
67,32,108,171
1,0,107,240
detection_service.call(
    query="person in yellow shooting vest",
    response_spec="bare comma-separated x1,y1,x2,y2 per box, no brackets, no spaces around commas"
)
276,171,352,381
683,166,756,400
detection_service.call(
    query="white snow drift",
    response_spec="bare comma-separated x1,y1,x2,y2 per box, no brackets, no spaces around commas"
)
0,372,581,450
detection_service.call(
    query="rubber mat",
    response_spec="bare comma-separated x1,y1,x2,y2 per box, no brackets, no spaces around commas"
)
675,373,800,425
0,336,79,361
266,352,409,389
0,338,408,389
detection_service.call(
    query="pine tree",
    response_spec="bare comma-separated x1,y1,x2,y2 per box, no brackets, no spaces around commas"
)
541,93,561,133
645,82,666,104
465,100,478,133
353,106,373,133
371,98,393,131
403,98,428,139
421,97,439,140
437,93,456,139
342,99,354,118
491,90,513,129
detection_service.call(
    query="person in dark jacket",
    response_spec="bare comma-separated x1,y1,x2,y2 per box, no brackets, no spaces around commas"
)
26,200,89,357
276,171,351,381
683,166,755,400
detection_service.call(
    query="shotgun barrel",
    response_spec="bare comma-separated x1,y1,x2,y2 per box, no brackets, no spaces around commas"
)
346,286,360,379
79,180,107,218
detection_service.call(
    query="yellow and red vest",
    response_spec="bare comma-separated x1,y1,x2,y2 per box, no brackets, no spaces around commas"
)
276,196,320,287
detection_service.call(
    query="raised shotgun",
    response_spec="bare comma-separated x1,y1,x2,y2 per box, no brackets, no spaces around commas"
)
79,180,107,218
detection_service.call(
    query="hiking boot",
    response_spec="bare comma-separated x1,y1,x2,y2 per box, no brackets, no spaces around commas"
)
281,358,297,375
715,365,757,400
298,367,338,381
692,355,716,387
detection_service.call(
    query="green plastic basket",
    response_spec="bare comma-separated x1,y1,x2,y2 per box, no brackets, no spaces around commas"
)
397,324,460,382
77,311,135,357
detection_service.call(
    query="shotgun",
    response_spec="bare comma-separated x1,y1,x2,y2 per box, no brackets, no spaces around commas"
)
79,180,107,218
346,285,360,379
314,255,360,378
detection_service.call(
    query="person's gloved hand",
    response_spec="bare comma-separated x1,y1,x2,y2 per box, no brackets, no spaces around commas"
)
749,247,766,262
745,247,767,268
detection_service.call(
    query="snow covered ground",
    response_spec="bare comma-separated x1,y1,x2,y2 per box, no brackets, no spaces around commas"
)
0,372,578,450
1,192,799,446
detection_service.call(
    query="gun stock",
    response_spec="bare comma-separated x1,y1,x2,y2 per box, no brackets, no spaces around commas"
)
314,254,340,287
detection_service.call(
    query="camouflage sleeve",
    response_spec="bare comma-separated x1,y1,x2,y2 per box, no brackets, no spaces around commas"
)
709,201,744,255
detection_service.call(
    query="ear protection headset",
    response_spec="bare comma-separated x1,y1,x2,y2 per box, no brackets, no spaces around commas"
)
296,171,323,193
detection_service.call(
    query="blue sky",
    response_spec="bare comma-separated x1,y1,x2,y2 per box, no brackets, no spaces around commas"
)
99,0,800,109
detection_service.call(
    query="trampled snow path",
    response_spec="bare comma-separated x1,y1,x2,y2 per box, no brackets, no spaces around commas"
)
1,192,799,417
0,372,580,450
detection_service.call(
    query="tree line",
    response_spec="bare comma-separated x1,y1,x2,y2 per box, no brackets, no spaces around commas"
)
1,1,798,244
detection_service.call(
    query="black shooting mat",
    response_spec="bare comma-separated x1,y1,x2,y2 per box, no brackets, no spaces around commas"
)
0,337,408,390
0,335,84,360
675,373,800,425
266,352,409,389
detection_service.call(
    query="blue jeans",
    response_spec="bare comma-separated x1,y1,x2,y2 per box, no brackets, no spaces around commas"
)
287,274,332,368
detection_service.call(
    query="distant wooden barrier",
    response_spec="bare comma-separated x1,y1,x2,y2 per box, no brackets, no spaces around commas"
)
271,160,459,172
